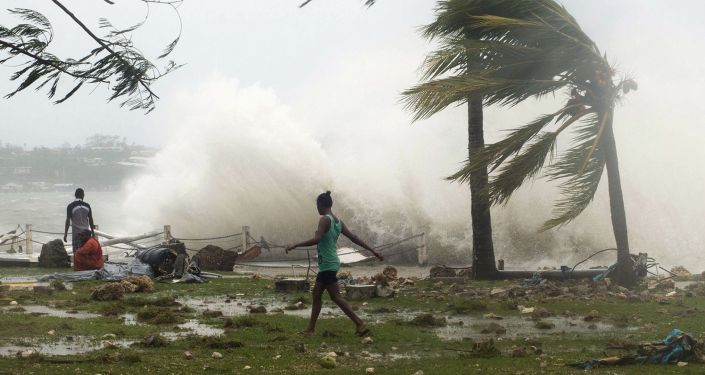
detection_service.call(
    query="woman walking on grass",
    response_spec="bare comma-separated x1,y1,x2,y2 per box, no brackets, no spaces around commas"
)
286,191,384,336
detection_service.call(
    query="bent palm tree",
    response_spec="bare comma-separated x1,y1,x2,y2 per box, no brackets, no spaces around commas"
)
403,0,638,286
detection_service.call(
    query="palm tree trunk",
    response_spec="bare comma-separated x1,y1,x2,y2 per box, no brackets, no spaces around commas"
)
468,96,497,279
601,109,635,287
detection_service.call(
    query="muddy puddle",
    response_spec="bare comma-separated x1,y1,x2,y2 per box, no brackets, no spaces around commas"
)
178,296,341,319
0,336,133,357
435,315,637,341
1,305,100,319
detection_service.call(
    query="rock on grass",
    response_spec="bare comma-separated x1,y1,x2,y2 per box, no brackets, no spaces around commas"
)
409,314,446,327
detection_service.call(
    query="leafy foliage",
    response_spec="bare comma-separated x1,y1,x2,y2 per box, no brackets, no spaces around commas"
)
402,0,637,229
0,1,183,113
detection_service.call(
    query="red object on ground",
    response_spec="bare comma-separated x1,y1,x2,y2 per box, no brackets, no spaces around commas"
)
73,237,104,271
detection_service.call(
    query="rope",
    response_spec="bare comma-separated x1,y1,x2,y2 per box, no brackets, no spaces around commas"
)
32,229,65,235
570,248,618,272
177,232,243,241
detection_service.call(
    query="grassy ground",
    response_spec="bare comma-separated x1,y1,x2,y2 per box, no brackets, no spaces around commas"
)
0,267,703,374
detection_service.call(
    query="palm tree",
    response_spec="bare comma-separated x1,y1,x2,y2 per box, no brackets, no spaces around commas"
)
404,1,502,279
403,0,638,286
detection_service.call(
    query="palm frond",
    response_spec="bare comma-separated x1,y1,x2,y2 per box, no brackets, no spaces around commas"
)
486,131,558,204
402,75,567,121
542,113,605,229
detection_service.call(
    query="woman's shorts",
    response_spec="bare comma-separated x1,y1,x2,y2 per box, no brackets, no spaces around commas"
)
316,270,338,285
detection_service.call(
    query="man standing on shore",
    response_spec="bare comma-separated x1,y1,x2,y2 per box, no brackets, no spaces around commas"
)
63,188,95,250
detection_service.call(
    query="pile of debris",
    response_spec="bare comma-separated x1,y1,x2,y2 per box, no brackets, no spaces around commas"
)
91,275,155,301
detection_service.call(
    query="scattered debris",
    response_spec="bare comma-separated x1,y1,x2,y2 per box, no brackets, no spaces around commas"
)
248,305,267,314
139,335,168,347
49,280,66,291
91,282,131,301
409,314,446,327
570,329,700,369
430,266,456,278
123,275,155,293
479,322,506,335
670,266,691,278
534,320,555,330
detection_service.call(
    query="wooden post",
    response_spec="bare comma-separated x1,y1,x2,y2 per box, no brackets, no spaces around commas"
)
417,232,427,265
164,225,172,244
242,226,250,252
25,224,32,257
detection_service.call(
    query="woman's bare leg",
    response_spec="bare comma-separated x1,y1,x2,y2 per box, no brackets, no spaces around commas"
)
325,283,364,328
305,281,325,334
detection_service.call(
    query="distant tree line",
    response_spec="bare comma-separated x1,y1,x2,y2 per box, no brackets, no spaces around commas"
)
0,135,155,190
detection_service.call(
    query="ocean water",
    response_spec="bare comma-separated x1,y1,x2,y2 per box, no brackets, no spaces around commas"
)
0,191,133,236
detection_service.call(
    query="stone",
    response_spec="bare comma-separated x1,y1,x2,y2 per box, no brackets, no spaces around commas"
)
532,307,552,318
183,351,193,360
346,285,376,300
193,245,237,271
365,368,375,373
275,278,310,293
430,266,456,278
519,306,534,314
249,305,267,314
413,371,424,375
480,322,506,335
211,352,223,359
319,355,337,369
534,320,555,330
361,337,374,345
584,310,600,322
375,285,396,298
483,313,503,320
38,239,70,268
18,350,37,358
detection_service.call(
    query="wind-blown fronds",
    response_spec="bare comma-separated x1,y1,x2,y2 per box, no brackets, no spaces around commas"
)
403,75,567,121
543,112,607,229
405,0,636,229
0,0,182,112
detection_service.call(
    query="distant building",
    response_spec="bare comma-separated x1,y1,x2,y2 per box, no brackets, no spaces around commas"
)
1,183,23,192
12,166,31,175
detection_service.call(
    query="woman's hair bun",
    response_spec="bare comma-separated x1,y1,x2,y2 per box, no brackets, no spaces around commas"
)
325,191,331,196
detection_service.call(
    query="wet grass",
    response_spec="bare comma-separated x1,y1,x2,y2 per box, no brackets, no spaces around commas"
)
1,272,705,373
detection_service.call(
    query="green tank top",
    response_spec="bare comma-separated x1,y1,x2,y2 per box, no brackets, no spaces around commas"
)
317,214,342,272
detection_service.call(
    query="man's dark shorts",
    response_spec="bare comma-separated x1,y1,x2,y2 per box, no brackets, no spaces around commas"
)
316,270,338,285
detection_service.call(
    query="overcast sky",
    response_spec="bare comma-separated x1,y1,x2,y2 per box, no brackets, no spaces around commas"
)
1,0,703,148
